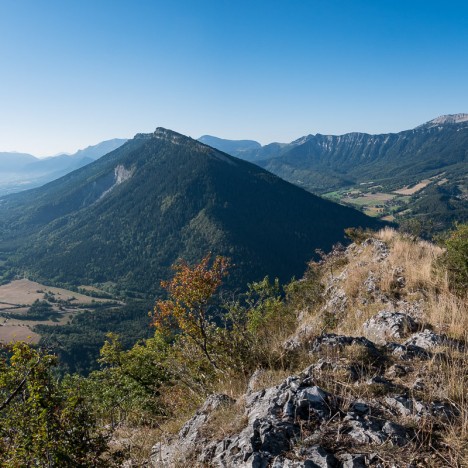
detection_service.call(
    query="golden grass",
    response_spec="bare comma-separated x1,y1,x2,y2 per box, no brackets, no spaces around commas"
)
427,293,468,340
199,399,247,440
108,425,162,466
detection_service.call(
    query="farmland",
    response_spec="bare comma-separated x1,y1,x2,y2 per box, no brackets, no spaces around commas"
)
0,279,122,344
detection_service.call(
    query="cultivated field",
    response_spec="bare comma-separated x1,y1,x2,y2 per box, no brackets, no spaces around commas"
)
0,279,121,344
393,179,431,195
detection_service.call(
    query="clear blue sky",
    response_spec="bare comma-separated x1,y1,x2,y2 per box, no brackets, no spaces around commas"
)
1,0,467,155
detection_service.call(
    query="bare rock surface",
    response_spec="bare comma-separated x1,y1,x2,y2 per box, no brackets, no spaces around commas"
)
363,311,418,344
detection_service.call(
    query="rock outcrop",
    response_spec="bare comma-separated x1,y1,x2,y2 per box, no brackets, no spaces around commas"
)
148,233,464,467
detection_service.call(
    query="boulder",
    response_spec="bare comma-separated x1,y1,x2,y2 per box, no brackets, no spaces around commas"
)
363,311,418,344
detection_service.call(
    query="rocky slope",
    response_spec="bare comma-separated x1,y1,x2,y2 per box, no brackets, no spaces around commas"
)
149,229,467,467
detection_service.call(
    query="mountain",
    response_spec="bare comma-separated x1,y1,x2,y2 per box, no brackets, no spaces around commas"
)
0,128,381,297
206,115,468,233
63,138,128,161
198,135,262,157
421,113,468,126
0,152,38,172
0,139,127,196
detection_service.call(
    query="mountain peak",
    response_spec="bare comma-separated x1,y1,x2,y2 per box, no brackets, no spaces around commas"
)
422,113,468,127
153,127,191,145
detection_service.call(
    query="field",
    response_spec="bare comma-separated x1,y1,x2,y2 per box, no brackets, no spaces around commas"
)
323,175,443,221
393,179,431,195
0,279,121,344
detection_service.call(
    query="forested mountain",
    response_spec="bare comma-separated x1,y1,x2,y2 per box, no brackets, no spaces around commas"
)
0,138,127,196
202,115,468,232
0,128,381,297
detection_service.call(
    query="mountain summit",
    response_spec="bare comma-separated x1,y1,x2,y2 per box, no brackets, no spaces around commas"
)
422,113,468,126
0,128,380,296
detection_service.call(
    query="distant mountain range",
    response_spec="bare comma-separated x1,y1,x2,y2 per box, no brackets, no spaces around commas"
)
198,115,468,232
0,128,380,297
0,139,127,195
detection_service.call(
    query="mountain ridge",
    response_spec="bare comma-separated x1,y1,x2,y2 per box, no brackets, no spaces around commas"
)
0,127,382,296
199,115,468,232
0,138,128,196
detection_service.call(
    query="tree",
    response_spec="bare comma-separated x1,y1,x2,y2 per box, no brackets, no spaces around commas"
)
153,254,229,370
443,223,468,295
0,342,107,466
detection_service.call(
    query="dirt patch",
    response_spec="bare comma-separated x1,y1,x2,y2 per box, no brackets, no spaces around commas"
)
0,324,41,344
393,179,431,195
0,279,114,305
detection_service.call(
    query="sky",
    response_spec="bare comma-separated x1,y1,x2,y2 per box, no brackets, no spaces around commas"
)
1,0,467,156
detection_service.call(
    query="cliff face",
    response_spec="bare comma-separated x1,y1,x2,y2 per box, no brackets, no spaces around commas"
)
149,229,467,467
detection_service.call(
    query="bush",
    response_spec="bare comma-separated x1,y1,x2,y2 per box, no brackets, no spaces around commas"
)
443,223,468,295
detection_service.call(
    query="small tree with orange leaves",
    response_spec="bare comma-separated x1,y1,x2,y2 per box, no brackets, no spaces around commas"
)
153,254,230,371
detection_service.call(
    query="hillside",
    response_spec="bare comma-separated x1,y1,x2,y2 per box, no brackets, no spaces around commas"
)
0,128,381,297
203,116,468,233
145,228,467,467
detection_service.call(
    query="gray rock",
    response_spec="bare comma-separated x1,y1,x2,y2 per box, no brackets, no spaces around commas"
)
309,334,380,358
362,238,389,261
247,368,266,393
386,342,431,360
403,329,448,350
340,453,367,468
284,325,317,351
150,394,234,466
350,402,370,415
363,311,418,344
307,359,360,382
344,416,387,445
295,386,332,420
381,421,407,446
384,395,429,420
297,445,338,468
385,364,408,378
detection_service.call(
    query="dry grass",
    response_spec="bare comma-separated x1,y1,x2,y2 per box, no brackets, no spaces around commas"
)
108,425,162,466
341,262,372,299
335,302,383,337
246,368,292,394
427,293,468,340
381,237,443,292
199,399,247,440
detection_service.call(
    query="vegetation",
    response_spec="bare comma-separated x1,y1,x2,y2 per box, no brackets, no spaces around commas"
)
208,122,468,234
0,226,467,464
0,128,380,298
0,343,107,466
440,223,468,294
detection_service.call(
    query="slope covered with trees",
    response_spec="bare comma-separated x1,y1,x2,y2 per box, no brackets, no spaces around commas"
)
202,116,468,233
0,128,381,297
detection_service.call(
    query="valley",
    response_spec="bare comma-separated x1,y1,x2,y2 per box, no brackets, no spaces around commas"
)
0,278,122,344
322,174,446,220
200,114,468,234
